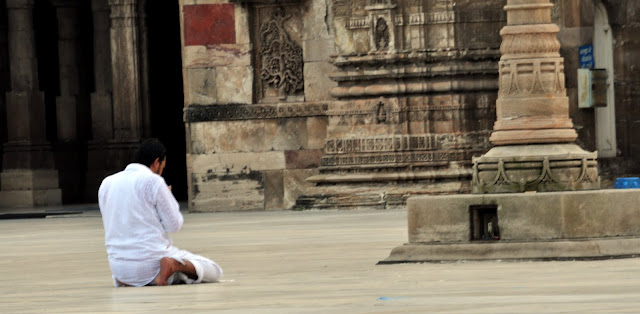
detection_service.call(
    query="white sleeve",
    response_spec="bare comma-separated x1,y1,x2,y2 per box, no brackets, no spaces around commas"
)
153,180,183,233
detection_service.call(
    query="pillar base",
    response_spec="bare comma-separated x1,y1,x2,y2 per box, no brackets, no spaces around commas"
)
0,169,61,207
489,128,578,146
472,144,600,193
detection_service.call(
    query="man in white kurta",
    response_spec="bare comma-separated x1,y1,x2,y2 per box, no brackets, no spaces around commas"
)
98,139,222,287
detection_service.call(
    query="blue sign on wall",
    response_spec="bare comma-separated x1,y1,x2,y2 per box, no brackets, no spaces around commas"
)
579,44,594,68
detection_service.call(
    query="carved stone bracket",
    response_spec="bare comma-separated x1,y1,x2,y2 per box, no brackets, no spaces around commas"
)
183,103,329,122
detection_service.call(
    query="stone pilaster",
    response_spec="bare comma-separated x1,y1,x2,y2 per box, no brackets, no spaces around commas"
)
1,0,61,207
0,0,8,181
90,0,113,141
108,0,142,141
52,0,88,203
472,0,600,194
52,0,84,142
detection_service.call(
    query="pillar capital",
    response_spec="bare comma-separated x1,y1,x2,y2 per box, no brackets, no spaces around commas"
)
91,0,110,12
50,0,82,8
6,0,34,9
108,0,137,6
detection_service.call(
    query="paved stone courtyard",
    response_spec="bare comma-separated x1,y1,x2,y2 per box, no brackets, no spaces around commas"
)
2,207,640,313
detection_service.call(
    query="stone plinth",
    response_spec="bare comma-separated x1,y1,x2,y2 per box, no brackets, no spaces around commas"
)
0,169,62,207
382,189,640,263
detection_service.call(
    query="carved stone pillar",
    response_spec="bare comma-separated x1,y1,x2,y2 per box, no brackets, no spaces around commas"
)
52,0,83,142
0,0,8,179
1,0,61,207
108,0,142,141
90,0,113,141
84,0,143,201
472,0,600,193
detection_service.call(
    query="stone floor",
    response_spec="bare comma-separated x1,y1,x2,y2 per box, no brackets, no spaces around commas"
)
2,207,640,313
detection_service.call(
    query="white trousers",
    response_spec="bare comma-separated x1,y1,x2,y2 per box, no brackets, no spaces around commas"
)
163,249,223,285
112,248,223,287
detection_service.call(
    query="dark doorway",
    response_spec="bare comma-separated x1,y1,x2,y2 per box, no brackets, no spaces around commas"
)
146,1,187,201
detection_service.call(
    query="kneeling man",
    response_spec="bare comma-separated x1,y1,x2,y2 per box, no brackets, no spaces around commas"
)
99,138,223,286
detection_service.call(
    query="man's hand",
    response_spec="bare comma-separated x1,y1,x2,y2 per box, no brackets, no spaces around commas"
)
168,185,172,192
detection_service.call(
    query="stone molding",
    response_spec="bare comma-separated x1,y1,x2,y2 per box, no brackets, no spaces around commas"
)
498,58,566,96
320,149,481,169
325,132,491,155
109,0,137,29
6,0,34,9
183,103,329,123
472,144,600,193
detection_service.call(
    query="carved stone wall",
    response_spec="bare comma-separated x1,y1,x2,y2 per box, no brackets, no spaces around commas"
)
304,0,503,191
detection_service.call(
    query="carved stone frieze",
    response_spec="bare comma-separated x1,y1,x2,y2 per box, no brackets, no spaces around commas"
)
320,149,481,169
183,103,329,122
325,132,492,155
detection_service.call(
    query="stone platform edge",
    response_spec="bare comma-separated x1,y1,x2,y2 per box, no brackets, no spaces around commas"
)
379,237,640,263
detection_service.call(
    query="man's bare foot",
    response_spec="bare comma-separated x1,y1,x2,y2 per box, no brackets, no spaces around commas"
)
154,257,197,286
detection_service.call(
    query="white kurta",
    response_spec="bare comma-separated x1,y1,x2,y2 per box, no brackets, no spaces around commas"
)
98,163,183,286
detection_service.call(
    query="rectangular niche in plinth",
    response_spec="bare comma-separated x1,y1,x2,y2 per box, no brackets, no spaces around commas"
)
252,4,304,103
469,205,500,241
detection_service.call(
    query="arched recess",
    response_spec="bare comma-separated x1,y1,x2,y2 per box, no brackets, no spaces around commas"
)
144,0,188,201
593,1,617,158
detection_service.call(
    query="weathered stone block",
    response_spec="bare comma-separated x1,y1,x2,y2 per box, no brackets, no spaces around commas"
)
183,45,252,68
190,171,264,212
303,38,334,62
274,118,308,151
184,3,235,46
191,151,286,173
215,65,252,104
187,122,205,154
199,119,308,153
303,61,337,102
407,195,472,243
306,117,328,150
283,168,318,209
302,0,332,41
186,68,217,105
284,149,323,169
1,169,60,190
0,189,62,207
90,92,113,141
263,170,284,210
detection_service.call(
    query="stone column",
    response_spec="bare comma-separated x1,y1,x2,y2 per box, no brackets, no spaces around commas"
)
52,0,88,203
472,0,600,193
1,0,61,207
108,0,142,140
52,0,83,142
0,0,8,178
90,0,113,141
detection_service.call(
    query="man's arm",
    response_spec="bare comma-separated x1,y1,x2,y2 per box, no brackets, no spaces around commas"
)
154,181,183,233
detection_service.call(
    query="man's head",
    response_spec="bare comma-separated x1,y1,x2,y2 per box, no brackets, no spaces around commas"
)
133,138,167,175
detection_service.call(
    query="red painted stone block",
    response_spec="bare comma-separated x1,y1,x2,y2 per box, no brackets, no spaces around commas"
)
184,3,236,46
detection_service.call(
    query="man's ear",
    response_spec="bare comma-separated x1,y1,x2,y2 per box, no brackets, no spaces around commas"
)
150,158,160,171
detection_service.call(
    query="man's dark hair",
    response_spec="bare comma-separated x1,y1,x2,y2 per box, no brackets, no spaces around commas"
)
133,138,166,167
